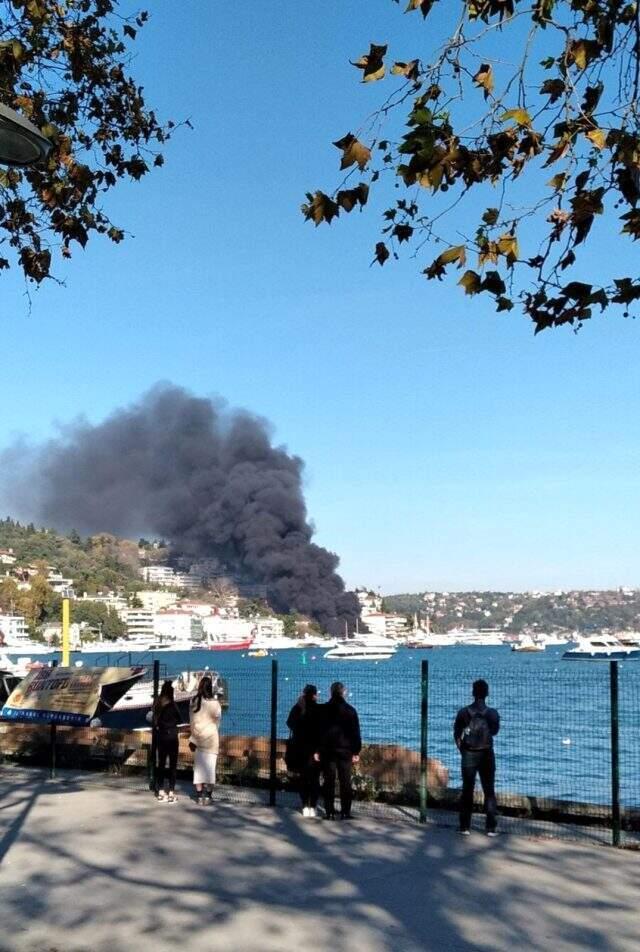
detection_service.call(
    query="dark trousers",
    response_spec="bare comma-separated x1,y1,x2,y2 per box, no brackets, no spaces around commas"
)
460,748,497,832
299,757,321,809
157,735,179,791
323,753,353,817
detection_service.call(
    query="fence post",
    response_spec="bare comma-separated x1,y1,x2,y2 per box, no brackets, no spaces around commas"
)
610,660,621,847
269,657,278,807
149,660,160,792
419,659,429,824
50,658,58,779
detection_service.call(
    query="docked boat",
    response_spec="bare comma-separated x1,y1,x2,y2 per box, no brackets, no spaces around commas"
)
511,635,544,653
324,636,397,661
96,668,228,728
563,635,640,661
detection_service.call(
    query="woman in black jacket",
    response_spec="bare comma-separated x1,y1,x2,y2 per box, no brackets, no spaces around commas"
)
153,680,182,802
286,684,322,817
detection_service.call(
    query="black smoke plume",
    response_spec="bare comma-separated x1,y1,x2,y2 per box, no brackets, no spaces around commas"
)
0,384,357,633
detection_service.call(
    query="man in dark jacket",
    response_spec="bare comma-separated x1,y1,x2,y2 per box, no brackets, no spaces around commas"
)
318,681,362,820
453,679,500,836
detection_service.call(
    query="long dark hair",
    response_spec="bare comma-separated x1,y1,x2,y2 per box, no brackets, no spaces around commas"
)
154,680,175,716
298,683,317,715
193,675,213,713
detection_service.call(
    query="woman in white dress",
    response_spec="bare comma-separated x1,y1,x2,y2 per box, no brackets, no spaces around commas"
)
189,675,222,806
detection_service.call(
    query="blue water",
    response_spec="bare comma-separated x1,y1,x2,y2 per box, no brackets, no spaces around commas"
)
9,645,640,807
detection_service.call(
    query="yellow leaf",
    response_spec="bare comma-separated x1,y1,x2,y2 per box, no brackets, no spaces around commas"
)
391,60,419,81
497,233,519,264
473,63,494,99
501,108,532,128
333,133,371,171
547,173,567,191
351,44,387,83
438,245,466,267
458,270,482,294
586,128,607,150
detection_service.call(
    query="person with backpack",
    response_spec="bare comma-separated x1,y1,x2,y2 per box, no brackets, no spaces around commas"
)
453,679,500,836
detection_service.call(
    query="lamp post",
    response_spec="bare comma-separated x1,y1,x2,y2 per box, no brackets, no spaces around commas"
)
0,103,51,167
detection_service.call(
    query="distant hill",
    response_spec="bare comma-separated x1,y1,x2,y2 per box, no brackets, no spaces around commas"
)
385,590,640,633
0,517,142,595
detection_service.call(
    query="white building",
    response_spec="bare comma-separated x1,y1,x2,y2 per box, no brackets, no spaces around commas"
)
138,590,179,613
0,548,16,565
77,592,129,614
253,616,285,638
140,565,178,586
139,565,202,591
123,609,155,640
47,570,75,598
178,600,215,617
0,613,29,645
356,589,383,615
154,610,203,642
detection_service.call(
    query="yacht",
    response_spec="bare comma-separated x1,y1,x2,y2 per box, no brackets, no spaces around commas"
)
563,635,640,661
324,635,397,661
450,628,505,647
614,630,640,648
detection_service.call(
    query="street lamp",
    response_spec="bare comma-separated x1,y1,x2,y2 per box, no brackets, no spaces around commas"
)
0,103,52,167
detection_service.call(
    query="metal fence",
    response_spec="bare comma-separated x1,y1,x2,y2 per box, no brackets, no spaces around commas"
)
0,657,638,847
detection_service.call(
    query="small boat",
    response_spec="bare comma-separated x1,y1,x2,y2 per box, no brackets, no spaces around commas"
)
512,635,544,653
247,648,269,658
324,637,396,661
563,635,640,661
97,668,228,728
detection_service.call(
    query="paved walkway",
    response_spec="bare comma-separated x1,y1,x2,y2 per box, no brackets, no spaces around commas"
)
0,769,638,952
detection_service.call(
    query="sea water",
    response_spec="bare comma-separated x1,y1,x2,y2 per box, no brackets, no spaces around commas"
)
22,645,640,808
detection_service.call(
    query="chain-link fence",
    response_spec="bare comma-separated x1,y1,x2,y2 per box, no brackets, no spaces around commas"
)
1,656,638,846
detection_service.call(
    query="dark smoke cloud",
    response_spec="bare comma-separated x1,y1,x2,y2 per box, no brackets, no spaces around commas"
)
0,384,357,633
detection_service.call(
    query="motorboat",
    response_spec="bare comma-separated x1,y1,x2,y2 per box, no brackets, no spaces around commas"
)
563,635,640,661
249,635,299,651
95,668,228,728
247,648,269,658
511,635,544,653
324,636,397,661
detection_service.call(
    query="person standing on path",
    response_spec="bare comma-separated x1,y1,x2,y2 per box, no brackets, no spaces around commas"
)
318,681,361,820
453,678,500,836
153,680,182,803
286,684,323,817
189,675,222,806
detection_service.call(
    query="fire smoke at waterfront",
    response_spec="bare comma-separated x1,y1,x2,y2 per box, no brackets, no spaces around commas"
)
0,384,357,633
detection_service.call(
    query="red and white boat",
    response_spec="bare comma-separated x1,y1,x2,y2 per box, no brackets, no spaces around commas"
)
197,619,256,651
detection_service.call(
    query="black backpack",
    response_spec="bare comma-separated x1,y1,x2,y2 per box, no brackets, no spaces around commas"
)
462,706,492,750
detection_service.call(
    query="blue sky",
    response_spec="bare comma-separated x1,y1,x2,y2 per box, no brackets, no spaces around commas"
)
0,1,638,594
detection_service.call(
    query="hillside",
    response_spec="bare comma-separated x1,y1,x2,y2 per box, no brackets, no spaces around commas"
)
385,589,640,633
0,517,142,595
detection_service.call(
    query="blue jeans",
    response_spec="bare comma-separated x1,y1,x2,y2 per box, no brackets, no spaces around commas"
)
460,748,497,832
